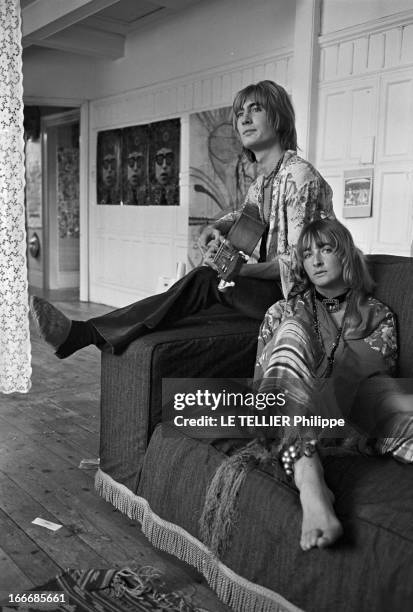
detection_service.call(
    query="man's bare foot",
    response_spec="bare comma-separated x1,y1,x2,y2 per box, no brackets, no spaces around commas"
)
294,453,343,551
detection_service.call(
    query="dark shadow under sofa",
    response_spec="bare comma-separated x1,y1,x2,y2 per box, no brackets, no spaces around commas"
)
95,254,413,612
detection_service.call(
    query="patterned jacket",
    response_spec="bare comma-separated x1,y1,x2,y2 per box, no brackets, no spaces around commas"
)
255,290,412,463
213,151,335,298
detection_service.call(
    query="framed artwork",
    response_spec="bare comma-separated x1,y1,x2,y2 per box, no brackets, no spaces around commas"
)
122,125,149,206
343,168,373,218
148,119,180,206
97,119,180,206
96,129,122,205
25,139,42,228
57,145,79,239
188,106,257,268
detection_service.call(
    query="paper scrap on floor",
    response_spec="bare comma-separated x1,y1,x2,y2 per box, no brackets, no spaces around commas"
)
32,517,62,531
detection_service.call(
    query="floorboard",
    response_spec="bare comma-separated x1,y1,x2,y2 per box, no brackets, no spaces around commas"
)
0,549,33,593
0,299,231,610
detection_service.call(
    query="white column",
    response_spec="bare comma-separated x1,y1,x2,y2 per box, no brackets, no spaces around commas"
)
179,113,190,270
79,101,90,302
291,0,322,162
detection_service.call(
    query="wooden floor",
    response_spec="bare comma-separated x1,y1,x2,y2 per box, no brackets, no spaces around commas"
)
0,300,230,610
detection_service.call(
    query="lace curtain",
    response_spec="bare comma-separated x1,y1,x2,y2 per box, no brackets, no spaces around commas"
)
0,0,31,392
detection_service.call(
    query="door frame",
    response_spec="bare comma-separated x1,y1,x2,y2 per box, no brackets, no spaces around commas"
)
42,109,81,292
24,97,89,301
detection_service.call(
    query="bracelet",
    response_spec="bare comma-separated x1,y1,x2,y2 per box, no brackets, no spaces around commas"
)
281,439,317,477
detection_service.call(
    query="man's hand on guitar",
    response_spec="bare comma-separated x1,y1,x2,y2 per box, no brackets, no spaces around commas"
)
198,226,224,270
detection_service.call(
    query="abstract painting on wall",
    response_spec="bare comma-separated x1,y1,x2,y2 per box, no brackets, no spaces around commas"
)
188,106,257,268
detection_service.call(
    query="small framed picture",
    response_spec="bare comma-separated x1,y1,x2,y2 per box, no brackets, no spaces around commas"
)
343,168,373,218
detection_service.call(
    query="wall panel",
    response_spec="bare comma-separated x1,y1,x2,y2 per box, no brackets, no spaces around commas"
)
401,23,413,63
353,38,369,74
379,75,413,160
367,33,385,71
323,45,338,80
374,169,412,252
337,41,354,77
320,90,348,162
384,28,402,68
349,86,376,160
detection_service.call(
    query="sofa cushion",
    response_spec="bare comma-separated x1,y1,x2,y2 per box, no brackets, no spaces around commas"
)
137,423,413,612
367,254,413,377
99,310,260,492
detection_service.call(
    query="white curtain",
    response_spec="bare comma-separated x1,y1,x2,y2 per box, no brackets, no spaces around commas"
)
0,0,31,393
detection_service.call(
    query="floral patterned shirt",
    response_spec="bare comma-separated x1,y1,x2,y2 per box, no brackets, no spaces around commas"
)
256,291,398,377
214,151,335,298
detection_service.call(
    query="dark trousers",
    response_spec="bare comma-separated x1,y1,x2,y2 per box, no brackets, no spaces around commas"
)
90,266,282,354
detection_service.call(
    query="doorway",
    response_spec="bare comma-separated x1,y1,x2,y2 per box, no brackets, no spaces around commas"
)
25,107,80,298
42,109,80,296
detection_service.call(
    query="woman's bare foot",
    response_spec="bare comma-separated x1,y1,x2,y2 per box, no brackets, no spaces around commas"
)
294,453,343,551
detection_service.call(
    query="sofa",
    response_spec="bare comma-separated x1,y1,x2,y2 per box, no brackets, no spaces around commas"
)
95,254,413,612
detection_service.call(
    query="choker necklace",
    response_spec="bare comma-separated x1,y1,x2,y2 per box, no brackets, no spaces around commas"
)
314,289,349,314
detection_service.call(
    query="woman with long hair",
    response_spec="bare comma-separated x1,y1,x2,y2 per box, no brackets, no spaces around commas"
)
201,219,412,553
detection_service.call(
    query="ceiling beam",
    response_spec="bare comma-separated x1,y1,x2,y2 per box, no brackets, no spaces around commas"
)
85,7,165,35
22,0,121,40
23,24,125,60
150,0,200,10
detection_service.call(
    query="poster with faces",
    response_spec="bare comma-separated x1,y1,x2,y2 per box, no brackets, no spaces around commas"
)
96,119,180,206
122,125,149,206
148,119,180,206
96,129,122,205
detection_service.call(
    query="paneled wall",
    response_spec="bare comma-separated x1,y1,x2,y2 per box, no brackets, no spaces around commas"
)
316,11,413,255
89,50,292,306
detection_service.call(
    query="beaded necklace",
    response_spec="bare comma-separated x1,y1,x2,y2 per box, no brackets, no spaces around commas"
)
311,288,350,378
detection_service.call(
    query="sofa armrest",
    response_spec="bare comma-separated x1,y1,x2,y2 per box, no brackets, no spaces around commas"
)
99,312,260,493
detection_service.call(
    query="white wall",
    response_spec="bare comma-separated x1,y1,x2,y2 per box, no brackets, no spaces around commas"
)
88,0,295,307
316,2,413,255
92,0,294,98
321,0,413,34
